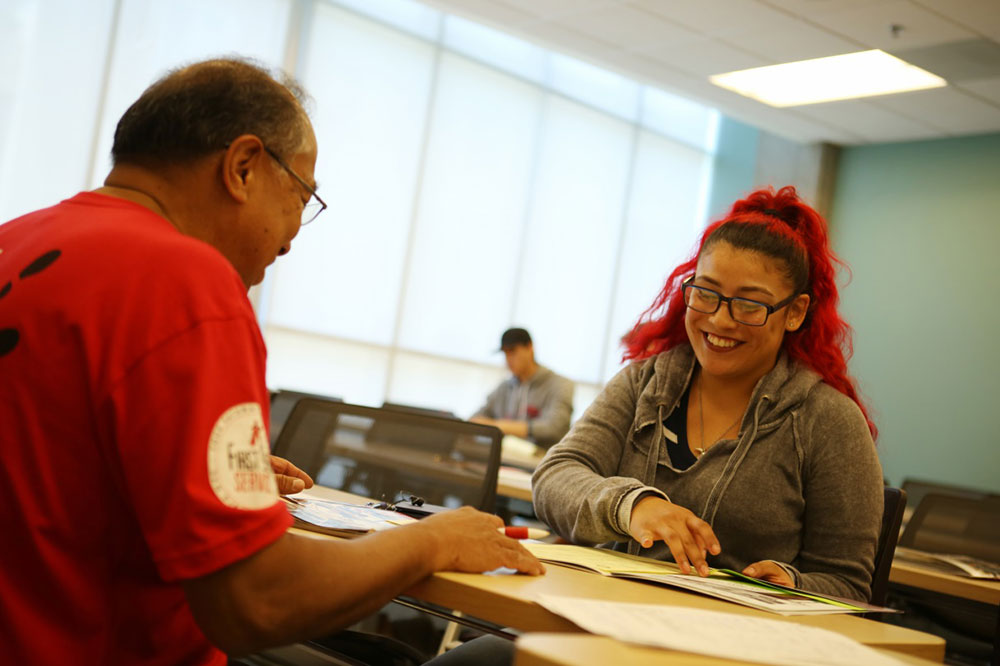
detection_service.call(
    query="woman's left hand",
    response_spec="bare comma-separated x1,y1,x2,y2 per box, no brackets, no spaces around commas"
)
269,455,315,495
742,560,793,587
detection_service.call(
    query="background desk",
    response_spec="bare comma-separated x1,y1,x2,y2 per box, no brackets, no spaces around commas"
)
890,562,1000,606
497,466,533,502
889,560,1000,663
514,634,944,666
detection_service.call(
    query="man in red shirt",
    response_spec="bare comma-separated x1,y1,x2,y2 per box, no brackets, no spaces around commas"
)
0,57,541,665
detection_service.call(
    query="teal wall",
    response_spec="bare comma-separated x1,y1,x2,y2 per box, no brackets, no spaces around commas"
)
831,133,1000,492
706,116,759,220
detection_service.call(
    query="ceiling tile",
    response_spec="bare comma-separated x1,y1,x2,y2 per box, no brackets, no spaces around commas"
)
909,0,1000,40
716,14,864,61
637,36,771,76
558,4,697,48
816,0,979,50
958,76,1000,106
497,0,621,20
627,0,782,35
761,0,894,18
793,99,940,143
869,86,1000,134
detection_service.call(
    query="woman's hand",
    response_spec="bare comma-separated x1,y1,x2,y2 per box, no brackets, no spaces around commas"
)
628,496,721,576
269,455,314,495
742,560,794,587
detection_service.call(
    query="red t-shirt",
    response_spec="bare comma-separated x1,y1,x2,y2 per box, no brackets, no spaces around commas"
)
0,193,292,664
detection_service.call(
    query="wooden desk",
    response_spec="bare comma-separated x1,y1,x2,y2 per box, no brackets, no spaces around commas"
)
294,488,944,661
514,634,943,666
403,562,944,661
890,561,1000,606
497,466,533,502
889,560,1000,662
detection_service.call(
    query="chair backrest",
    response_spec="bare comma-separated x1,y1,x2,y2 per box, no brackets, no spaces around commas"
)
273,399,502,512
897,492,1000,563
870,486,906,606
269,389,343,448
899,478,991,517
380,401,459,420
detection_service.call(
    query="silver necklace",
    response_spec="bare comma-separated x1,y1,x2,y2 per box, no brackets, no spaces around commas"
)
695,379,743,456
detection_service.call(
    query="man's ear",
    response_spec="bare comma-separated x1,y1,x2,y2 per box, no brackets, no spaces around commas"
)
785,293,811,331
220,134,265,203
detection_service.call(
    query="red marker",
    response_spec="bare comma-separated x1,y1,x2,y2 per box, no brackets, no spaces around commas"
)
498,526,549,539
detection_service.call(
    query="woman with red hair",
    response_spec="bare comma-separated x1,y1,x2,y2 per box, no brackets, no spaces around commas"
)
532,186,883,602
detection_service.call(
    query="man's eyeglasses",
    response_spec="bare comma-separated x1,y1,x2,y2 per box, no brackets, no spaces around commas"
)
263,146,327,225
682,278,799,327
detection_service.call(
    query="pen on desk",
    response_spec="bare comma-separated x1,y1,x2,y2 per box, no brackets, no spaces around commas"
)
498,526,549,539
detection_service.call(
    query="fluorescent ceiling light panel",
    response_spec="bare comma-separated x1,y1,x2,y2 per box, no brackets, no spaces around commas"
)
709,50,947,107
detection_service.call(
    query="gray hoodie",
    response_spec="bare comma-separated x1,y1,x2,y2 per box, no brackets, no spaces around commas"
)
532,345,883,601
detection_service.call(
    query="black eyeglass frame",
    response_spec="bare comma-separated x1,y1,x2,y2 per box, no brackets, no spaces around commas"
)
262,145,327,225
681,277,801,327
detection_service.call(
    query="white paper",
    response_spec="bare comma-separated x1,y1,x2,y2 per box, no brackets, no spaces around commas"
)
535,594,906,666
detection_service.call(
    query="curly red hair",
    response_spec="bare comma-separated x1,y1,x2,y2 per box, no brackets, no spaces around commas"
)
622,186,876,439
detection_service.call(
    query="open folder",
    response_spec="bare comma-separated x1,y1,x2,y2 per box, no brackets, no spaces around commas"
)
282,495,417,538
523,542,895,616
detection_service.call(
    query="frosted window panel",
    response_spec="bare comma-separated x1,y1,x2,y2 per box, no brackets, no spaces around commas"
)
264,328,389,407
386,352,509,418
572,383,603,424
0,0,115,222
397,54,541,361
87,0,291,187
514,97,632,383
601,131,710,381
443,15,546,83
549,53,640,122
642,87,720,152
268,6,434,344
331,0,441,40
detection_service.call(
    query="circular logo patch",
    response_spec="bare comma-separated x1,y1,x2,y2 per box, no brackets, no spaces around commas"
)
207,402,278,509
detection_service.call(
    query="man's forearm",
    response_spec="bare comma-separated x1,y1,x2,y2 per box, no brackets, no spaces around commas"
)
185,525,441,655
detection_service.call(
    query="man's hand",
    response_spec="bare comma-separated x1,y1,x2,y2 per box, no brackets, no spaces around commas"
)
742,561,794,587
416,506,545,576
628,496,721,576
269,455,314,495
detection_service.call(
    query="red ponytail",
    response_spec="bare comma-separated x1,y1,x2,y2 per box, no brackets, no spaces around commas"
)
622,186,877,439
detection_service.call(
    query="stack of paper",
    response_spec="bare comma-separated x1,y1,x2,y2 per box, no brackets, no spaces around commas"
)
283,496,415,538
535,595,906,666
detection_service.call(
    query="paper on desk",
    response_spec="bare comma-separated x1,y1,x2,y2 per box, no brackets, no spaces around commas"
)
524,542,682,575
534,595,906,666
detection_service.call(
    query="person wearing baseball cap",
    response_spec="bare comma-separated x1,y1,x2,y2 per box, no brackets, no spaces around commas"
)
471,328,574,448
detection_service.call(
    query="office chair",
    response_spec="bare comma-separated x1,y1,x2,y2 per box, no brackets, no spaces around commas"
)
269,388,343,448
898,493,1000,564
264,400,505,665
870,486,906,606
380,401,459,420
899,478,992,527
272,399,502,512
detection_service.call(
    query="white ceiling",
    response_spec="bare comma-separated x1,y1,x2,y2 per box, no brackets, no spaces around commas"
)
418,0,1000,145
